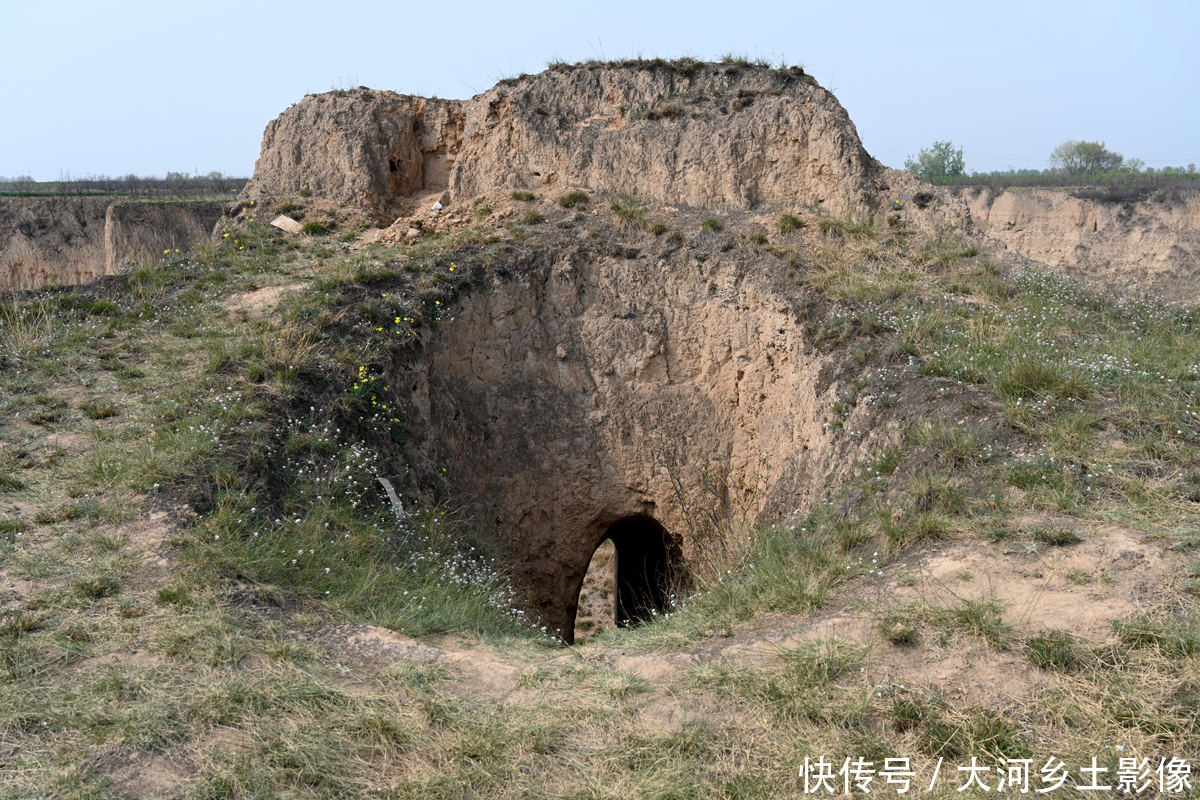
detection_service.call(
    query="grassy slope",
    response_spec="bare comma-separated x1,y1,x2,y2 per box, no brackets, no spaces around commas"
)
0,191,1197,798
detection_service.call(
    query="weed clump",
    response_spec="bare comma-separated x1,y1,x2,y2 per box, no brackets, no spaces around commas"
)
777,213,804,233
1032,526,1082,546
610,197,646,230
511,190,536,201
557,189,590,208
1026,630,1085,672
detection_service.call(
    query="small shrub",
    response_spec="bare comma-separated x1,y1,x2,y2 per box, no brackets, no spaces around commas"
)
511,190,536,201
523,210,546,225
301,222,328,236
777,213,804,233
660,104,682,118
558,189,590,208
651,222,669,236
701,217,724,232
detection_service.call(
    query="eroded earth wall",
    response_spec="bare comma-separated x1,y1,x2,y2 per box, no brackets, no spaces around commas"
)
0,198,226,291
0,197,109,290
105,201,225,275
244,64,883,225
386,236,920,640
963,187,1200,300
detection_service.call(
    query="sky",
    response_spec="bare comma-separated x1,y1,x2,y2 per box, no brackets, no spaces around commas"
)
3,0,1198,180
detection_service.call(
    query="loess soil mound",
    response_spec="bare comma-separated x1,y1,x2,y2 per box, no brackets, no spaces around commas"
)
244,63,884,225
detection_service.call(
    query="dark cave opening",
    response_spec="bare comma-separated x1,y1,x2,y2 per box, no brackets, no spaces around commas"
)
603,515,682,627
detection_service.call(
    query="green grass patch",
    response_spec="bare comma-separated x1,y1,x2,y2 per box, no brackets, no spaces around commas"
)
777,213,804,233
557,189,589,207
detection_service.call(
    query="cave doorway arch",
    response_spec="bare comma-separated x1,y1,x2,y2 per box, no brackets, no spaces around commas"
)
575,515,684,636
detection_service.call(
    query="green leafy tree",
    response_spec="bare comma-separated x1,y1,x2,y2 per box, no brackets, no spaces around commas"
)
904,141,966,182
1049,141,1124,175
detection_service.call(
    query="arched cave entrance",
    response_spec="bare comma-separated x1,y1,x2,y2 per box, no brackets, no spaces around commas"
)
574,515,684,638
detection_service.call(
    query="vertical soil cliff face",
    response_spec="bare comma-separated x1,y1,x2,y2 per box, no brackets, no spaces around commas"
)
386,237,905,641
244,64,882,225
963,187,1200,300
0,198,226,291
104,201,225,275
0,197,110,290
246,93,464,222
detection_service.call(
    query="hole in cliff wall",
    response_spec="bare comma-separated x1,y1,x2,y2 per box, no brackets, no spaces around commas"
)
575,516,683,636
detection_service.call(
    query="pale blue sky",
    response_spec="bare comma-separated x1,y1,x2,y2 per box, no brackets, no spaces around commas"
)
3,0,1197,180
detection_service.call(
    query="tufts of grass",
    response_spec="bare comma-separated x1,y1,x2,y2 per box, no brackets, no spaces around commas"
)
879,614,920,646
0,296,55,355
881,594,1012,650
817,215,878,239
995,360,1092,401
557,189,590,208
510,190,536,201
1026,629,1086,672
523,210,546,225
80,401,118,420
1032,525,1082,546
301,221,328,236
74,575,120,599
701,217,723,232
777,213,804,233
609,196,646,230
0,473,26,492
1112,616,1200,657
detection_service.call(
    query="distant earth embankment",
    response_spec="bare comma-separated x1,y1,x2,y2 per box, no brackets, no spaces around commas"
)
0,197,224,290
